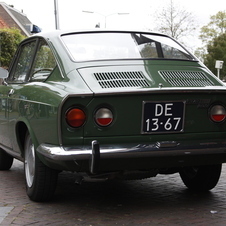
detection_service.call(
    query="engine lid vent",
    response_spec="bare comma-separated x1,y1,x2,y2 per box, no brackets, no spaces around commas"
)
159,70,214,87
93,71,149,89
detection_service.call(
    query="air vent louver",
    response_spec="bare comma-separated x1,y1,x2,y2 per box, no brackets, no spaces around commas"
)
94,71,149,89
159,70,214,87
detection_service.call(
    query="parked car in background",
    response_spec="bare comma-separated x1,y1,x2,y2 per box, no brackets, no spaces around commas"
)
0,30,226,202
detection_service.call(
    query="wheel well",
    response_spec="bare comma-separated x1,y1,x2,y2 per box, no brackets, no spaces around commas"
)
16,122,28,158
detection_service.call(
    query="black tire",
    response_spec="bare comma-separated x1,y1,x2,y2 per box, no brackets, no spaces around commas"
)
0,148,13,170
179,164,222,191
24,133,58,202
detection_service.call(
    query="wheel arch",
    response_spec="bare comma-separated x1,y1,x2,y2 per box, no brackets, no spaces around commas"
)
15,121,38,159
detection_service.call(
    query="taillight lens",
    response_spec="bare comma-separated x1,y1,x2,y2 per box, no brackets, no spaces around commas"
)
95,108,113,126
210,105,226,122
66,108,86,127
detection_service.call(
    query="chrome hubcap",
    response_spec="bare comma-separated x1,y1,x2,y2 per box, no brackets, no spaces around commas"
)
25,138,35,188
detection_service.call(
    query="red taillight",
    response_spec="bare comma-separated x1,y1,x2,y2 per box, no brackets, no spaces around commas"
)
95,108,113,126
210,105,226,122
66,108,86,127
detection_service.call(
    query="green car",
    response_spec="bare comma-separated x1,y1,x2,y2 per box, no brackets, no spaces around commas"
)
0,30,226,202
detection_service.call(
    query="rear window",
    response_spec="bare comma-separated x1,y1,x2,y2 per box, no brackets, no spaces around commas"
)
61,32,195,62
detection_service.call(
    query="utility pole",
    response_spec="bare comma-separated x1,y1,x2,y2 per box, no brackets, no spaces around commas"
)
54,0,60,29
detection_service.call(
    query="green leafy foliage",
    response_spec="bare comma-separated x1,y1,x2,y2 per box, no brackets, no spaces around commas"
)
200,11,226,46
0,28,25,68
199,11,226,79
204,33,226,80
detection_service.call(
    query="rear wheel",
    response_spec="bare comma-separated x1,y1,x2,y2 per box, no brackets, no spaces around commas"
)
24,133,58,202
0,148,13,170
179,164,222,191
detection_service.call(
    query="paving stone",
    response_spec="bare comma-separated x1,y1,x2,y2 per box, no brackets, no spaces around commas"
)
0,160,226,225
0,207,13,224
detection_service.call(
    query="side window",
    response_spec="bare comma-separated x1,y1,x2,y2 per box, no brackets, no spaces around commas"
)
30,40,57,82
11,41,36,82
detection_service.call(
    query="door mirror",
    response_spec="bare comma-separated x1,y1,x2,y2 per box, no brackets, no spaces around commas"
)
0,67,9,78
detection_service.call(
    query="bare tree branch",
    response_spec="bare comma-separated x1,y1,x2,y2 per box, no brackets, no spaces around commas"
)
154,0,196,41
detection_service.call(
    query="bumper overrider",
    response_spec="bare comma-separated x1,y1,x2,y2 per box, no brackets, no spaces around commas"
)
37,140,226,174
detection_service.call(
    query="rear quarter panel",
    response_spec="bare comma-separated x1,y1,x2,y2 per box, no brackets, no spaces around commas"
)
8,82,65,153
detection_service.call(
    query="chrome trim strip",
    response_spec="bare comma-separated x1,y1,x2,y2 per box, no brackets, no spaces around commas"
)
91,86,226,96
9,98,53,106
0,144,23,161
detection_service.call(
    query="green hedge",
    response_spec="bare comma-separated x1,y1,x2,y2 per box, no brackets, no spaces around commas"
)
0,28,25,68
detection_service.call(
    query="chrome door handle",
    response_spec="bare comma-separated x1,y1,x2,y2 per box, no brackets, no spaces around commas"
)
8,89,14,97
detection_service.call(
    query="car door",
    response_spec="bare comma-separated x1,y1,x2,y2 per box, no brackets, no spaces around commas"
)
0,78,12,149
1,39,37,154
7,38,58,156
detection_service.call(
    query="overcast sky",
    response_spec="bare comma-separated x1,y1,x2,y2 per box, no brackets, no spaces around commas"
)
4,0,225,31
2,0,225,51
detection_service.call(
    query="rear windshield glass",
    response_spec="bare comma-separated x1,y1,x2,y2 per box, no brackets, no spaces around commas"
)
61,32,194,62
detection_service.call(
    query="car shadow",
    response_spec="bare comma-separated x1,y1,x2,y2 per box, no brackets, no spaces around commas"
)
53,170,220,211
3,160,225,225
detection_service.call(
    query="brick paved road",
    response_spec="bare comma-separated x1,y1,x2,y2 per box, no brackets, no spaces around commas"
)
1,160,226,225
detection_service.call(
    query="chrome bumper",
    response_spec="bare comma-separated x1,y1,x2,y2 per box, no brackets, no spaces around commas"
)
37,140,226,173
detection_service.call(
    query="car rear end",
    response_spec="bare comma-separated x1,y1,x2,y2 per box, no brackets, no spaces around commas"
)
50,61,226,176
38,30,226,176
